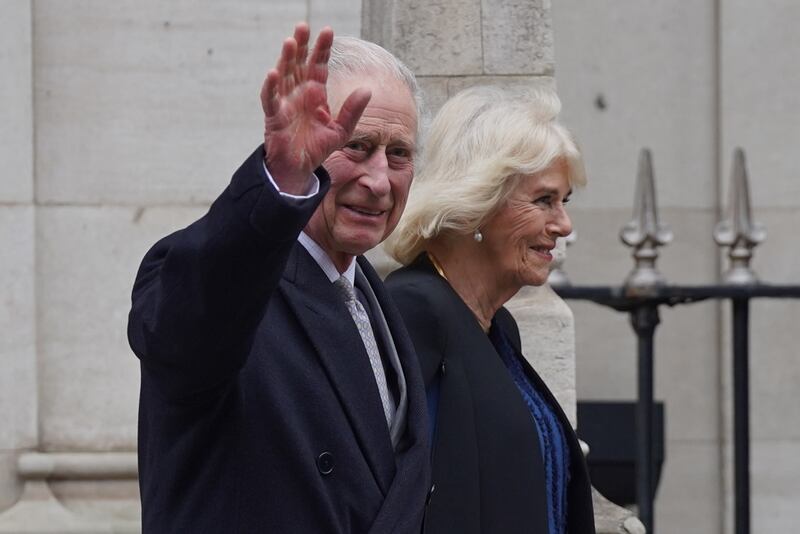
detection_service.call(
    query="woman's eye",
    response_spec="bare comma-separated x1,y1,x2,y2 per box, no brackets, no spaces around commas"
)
563,196,571,205
534,196,553,207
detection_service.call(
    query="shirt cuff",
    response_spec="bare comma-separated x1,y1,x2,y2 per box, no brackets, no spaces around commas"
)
263,161,320,199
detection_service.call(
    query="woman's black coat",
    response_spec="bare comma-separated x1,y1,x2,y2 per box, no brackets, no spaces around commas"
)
386,254,595,534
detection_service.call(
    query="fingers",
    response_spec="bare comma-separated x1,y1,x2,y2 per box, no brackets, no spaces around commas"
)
293,22,311,51
309,26,334,64
293,23,310,86
261,23,337,128
260,69,280,117
276,37,298,96
308,26,334,85
335,88,372,137
271,23,323,98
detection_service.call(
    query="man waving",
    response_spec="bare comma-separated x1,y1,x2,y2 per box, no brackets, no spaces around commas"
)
128,23,430,533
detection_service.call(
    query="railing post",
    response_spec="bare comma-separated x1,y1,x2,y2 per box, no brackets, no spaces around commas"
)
732,298,750,534
619,149,672,534
630,305,660,533
715,149,763,534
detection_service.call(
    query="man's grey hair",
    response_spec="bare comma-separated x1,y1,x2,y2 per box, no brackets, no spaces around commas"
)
329,36,425,133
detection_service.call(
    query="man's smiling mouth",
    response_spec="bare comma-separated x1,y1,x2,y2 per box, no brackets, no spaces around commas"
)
345,205,386,217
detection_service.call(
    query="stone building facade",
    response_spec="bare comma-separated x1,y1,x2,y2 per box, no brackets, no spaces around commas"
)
1,1,797,532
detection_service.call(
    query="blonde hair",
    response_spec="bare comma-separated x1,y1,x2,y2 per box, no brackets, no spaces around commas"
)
385,85,586,265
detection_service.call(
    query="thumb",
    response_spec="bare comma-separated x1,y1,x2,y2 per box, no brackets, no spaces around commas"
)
334,88,372,138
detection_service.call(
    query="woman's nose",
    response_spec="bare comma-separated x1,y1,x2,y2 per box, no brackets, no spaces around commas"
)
548,206,572,237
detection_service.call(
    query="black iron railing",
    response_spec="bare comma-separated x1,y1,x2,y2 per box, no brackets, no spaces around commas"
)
554,285,800,534
550,149,800,534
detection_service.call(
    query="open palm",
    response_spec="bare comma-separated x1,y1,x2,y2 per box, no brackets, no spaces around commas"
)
260,24,370,194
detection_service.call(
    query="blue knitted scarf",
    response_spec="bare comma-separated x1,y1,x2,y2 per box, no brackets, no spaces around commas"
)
489,320,571,534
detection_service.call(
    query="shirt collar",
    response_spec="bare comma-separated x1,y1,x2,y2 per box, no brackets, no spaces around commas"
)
298,232,356,285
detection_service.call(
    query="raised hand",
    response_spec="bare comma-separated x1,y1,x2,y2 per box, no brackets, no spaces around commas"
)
260,23,371,195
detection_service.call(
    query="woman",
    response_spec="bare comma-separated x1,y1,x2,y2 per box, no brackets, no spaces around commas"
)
384,86,595,534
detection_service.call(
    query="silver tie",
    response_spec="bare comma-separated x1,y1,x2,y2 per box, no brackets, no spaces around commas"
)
334,276,396,429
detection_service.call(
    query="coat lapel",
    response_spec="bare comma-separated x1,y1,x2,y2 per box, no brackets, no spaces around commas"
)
357,257,428,453
280,246,396,495
355,257,431,534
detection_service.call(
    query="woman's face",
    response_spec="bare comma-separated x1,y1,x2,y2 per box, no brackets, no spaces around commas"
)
482,161,573,289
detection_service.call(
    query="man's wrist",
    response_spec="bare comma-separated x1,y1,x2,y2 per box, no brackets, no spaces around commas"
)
263,160,320,199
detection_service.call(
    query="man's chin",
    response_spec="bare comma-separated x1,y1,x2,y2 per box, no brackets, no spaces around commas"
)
335,234,384,257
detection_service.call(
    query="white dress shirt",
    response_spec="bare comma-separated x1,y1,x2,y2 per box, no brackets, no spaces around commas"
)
263,161,354,282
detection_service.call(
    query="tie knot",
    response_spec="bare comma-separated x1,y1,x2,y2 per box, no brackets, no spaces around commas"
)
334,276,357,302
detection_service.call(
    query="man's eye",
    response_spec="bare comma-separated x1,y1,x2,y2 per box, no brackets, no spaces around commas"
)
388,147,411,160
345,141,369,152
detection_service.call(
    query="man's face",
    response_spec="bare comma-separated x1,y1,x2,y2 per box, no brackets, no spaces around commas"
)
304,73,417,270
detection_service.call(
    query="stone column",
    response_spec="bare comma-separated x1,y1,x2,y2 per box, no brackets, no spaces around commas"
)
363,0,556,118
362,1,643,531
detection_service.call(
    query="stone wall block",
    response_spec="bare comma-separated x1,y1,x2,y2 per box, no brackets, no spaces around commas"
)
36,205,205,450
721,1,800,209
751,439,800,532
0,0,33,202
748,298,800,440
481,0,553,75
0,206,36,513
742,211,800,440
0,207,37,451
310,0,361,38
415,76,450,121
552,0,716,210
368,0,483,77
447,74,555,97
654,441,723,533
33,1,305,205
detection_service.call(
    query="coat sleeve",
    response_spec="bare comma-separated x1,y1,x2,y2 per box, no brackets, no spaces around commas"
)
127,145,329,400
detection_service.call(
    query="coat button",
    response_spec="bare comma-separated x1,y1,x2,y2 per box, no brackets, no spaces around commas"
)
317,452,335,475
426,483,436,506
440,359,447,376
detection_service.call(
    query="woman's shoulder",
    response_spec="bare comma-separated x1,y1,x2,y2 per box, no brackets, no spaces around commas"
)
385,255,452,309
385,256,452,379
384,254,445,297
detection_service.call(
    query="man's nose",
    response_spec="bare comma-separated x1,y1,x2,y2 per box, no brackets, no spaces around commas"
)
360,150,391,196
